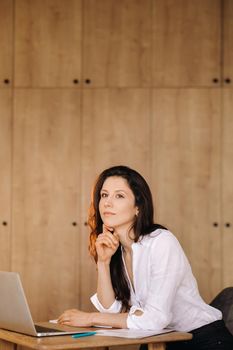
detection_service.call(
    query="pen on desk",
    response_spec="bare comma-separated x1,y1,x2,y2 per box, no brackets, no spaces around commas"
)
72,331,96,339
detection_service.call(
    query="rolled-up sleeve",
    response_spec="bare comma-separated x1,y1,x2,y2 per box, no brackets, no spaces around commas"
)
126,233,186,330
90,293,122,313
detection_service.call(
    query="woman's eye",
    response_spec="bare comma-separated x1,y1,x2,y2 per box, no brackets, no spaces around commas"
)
101,193,108,198
116,194,124,199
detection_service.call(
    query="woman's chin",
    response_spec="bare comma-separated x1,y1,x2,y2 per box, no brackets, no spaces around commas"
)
102,219,116,228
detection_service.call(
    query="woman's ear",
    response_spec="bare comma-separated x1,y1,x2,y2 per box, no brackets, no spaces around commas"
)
135,207,139,216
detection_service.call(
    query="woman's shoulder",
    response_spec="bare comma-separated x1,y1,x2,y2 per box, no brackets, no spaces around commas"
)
139,228,182,249
138,228,188,266
145,227,175,239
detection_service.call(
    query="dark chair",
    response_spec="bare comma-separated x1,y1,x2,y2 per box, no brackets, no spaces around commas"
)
210,287,233,335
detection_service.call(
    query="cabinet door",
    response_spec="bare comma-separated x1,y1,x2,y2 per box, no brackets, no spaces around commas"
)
151,89,221,301
152,0,221,87
0,90,12,271
12,89,81,320
83,0,151,87
222,89,233,287
14,0,82,87
80,88,151,309
0,0,13,87
223,0,233,86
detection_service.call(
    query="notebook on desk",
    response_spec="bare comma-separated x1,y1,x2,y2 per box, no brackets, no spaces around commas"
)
0,271,86,337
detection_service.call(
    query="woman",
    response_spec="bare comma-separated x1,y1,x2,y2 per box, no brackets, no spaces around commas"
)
58,165,233,349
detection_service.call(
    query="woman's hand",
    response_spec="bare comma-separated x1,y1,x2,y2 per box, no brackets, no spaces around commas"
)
95,225,119,264
57,309,93,327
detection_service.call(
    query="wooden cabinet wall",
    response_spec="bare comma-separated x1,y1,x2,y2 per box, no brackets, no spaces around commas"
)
82,0,152,87
223,0,233,84
0,90,12,271
14,0,82,88
222,89,233,288
0,0,13,87
0,0,232,319
11,89,81,320
152,0,221,87
14,0,233,88
151,89,222,301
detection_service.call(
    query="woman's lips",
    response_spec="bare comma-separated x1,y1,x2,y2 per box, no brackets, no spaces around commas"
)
103,211,116,216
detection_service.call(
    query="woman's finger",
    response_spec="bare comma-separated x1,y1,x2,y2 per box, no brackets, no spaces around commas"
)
97,232,119,244
96,235,118,249
102,224,114,234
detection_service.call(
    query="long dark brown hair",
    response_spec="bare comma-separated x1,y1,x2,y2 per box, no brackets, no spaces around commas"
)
88,165,166,311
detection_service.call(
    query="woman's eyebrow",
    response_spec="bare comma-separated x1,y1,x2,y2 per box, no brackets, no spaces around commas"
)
101,189,127,193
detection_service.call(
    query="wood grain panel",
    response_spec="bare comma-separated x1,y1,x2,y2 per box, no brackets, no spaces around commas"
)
151,89,221,302
0,339,15,350
0,0,13,87
83,0,151,87
80,88,151,309
0,90,12,271
223,0,233,86
222,89,233,288
152,0,221,87
12,89,81,321
14,0,82,87
0,327,192,350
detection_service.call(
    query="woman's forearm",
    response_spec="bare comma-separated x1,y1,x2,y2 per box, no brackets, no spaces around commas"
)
91,311,128,328
57,308,128,328
96,261,116,308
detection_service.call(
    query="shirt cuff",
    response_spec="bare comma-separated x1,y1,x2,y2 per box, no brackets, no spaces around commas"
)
127,305,145,329
90,293,122,313
127,306,169,330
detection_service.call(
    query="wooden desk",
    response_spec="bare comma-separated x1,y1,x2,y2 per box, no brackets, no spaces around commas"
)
0,327,192,350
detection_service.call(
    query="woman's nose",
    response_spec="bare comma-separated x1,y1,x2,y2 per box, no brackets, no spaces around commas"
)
104,197,113,207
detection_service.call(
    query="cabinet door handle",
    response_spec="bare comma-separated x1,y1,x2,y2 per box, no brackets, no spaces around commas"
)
224,78,231,84
225,223,231,228
84,79,91,84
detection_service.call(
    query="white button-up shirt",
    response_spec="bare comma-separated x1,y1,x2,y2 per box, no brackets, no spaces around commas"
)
91,229,222,331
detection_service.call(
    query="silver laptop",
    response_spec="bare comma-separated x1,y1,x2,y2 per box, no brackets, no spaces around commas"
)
0,271,86,337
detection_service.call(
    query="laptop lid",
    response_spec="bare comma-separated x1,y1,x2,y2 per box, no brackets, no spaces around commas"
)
0,271,84,337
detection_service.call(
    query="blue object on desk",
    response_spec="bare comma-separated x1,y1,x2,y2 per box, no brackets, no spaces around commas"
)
72,331,96,339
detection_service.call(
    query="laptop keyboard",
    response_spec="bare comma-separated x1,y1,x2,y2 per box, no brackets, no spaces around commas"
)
35,325,63,333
